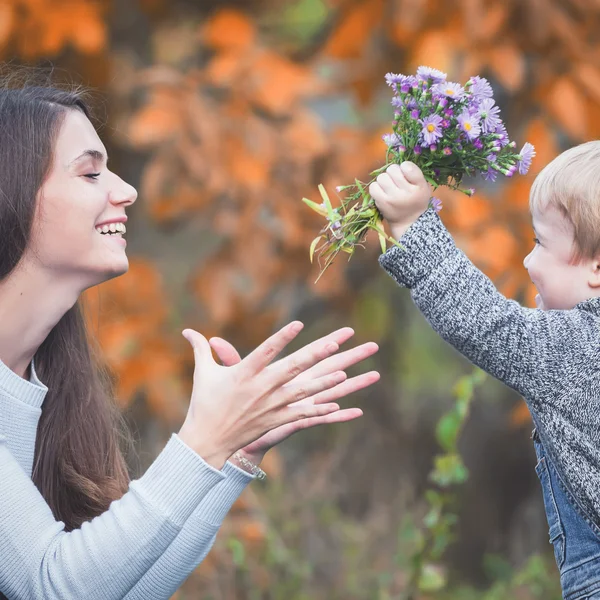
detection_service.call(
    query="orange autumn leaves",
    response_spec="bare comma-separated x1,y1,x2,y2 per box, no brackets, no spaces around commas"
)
0,0,107,58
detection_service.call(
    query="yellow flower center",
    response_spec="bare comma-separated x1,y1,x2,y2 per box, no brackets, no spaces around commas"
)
464,122,472,131
427,124,435,132
445,88,455,95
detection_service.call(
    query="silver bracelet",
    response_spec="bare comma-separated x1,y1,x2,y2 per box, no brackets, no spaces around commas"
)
231,451,267,480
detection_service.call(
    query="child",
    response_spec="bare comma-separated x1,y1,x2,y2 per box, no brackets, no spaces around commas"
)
371,143,600,598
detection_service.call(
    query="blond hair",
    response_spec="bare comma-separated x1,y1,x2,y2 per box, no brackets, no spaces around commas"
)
530,140,600,261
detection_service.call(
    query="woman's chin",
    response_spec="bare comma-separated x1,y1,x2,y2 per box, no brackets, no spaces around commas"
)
96,260,129,284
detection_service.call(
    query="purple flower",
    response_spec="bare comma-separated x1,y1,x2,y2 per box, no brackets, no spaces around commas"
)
466,188,475,196
457,111,481,140
414,146,422,155
430,197,443,212
416,66,447,84
391,96,404,109
410,109,420,119
382,133,402,148
401,76,418,92
483,167,498,182
433,81,465,100
473,139,483,150
517,142,536,175
437,97,448,109
420,114,444,145
430,144,438,152
441,119,450,128
444,108,454,117
495,122,509,146
443,147,452,155
385,73,404,87
478,98,502,134
468,76,493,100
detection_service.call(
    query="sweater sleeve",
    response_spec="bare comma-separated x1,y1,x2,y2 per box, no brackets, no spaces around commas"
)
378,208,599,406
0,433,226,600
123,462,254,600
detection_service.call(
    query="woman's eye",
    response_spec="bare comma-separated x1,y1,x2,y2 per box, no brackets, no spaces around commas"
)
84,173,100,180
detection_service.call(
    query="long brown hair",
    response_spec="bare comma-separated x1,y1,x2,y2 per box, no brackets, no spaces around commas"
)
0,78,133,532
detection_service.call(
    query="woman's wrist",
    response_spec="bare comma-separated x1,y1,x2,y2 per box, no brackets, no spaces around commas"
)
230,448,267,478
177,422,228,470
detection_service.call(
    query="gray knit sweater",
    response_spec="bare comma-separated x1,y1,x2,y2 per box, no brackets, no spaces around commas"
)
0,356,254,599
379,208,600,526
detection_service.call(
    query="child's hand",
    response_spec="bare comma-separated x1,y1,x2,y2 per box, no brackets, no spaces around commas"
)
369,162,432,240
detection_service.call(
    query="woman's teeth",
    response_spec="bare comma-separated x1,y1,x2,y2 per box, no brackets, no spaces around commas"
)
96,223,126,235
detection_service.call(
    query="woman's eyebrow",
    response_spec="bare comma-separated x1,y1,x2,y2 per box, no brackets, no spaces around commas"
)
69,149,107,166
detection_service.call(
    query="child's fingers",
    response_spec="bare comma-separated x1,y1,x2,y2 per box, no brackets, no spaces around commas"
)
375,173,397,195
368,181,387,202
386,163,408,188
400,161,427,188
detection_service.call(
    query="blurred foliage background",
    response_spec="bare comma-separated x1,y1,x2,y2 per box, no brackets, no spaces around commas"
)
6,0,600,597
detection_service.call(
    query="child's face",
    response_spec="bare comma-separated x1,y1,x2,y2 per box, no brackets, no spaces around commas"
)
523,205,598,310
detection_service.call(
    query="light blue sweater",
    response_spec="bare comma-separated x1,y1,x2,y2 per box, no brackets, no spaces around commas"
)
0,357,255,599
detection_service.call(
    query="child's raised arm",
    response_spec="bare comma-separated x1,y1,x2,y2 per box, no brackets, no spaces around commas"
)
371,163,599,408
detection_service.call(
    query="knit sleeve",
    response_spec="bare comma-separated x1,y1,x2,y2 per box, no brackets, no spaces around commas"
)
0,433,225,600
378,208,599,407
123,461,254,599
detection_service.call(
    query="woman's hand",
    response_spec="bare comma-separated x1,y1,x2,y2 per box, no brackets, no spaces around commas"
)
208,327,379,468
178,322,368,469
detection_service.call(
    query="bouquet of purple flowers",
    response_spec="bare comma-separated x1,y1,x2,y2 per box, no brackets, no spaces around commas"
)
303,66,535,281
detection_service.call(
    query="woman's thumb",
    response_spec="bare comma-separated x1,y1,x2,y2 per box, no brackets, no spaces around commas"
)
182,329,212,363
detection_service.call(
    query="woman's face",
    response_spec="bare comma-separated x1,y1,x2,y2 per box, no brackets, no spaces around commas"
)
28,109,137,290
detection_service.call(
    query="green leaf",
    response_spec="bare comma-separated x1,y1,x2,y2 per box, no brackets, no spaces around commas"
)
318,184,336,222
435,411,462,452
302,197,328,217
378,231,387,253
418,563,447,592
453,376,473,400
309,235,322,263
355,178,371,208
430,453,469,487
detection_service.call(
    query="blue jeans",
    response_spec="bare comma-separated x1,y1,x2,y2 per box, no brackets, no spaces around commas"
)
534,433,600,599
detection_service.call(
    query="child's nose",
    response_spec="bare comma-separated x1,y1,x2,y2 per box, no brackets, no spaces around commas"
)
523,251,532,269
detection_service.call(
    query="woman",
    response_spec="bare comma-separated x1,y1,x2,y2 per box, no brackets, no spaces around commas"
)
0,83,380,599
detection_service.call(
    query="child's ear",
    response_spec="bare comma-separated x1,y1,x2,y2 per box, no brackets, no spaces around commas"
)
589,258,600,289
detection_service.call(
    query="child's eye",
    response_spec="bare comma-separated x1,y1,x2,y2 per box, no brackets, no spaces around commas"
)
84,173,100,180
533,237,540,245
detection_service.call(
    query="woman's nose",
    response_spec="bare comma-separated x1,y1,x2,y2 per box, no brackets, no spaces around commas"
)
110,177,138,207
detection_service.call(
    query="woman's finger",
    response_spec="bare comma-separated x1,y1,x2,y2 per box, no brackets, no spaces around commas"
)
294,342,379,383
273,408,363,441
276,370,348,406
264,339,341,392
241,321,305,375
307,371,380,405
